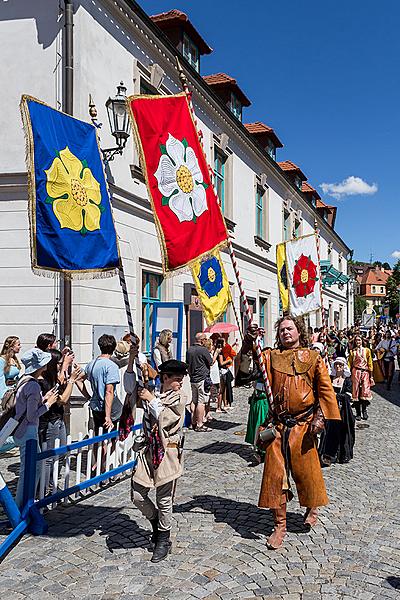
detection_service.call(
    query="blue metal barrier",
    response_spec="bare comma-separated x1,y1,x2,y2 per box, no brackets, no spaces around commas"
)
0,424,142,561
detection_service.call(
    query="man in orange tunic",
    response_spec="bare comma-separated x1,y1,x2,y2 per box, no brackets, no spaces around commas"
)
237,315,341,549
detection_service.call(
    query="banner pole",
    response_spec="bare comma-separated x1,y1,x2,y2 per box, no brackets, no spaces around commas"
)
176,58,273,404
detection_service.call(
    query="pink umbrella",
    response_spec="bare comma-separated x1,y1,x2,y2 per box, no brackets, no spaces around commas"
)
204,322,239,334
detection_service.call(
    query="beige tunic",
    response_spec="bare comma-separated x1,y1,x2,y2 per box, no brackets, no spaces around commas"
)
133,388,185,489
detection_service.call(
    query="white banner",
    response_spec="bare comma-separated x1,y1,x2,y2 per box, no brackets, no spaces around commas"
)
285,234,322,317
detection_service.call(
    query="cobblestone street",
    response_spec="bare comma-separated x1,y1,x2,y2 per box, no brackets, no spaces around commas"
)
0,383,400,600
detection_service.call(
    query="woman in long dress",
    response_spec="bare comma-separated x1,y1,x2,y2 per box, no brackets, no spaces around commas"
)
319,357,355,465
348,335,374,421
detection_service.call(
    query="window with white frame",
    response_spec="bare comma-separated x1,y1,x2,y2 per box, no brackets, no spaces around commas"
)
372,285,376,294
259,296,268,345
214,148,226,213
182,33,199,71
255,185,265,239
294,175,302,190
380,286,384,293
283,209,291,241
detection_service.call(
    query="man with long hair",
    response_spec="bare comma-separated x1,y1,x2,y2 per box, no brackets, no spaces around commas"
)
237,314,340,549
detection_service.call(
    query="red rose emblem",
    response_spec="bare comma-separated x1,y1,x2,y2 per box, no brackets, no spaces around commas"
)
292,254,318,298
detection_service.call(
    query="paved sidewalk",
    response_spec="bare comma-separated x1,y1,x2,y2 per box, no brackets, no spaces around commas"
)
1,384,400,600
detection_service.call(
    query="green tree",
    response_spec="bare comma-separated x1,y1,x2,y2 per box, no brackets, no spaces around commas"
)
382,262,391,270
354,295,367,318
385,261,400,318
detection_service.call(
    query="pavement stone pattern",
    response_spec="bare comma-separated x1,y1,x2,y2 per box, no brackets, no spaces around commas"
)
0,382,400,599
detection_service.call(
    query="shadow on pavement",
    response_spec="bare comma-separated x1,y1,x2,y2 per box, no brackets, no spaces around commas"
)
193,441,254,463
175,494,306,539
373,381,400,408
387,576,400,589
44,504,150,552
208,419,241,431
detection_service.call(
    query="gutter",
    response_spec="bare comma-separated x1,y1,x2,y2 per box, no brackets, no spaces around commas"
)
61,0,74,348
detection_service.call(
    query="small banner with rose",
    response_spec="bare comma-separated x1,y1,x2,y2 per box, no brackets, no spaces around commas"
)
127,93,228,274
284,233,322,317
20,96,120,278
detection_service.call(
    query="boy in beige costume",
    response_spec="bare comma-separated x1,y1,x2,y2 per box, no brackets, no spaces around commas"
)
131,359,187,563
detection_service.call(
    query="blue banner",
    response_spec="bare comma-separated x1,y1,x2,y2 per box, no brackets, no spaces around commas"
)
20,96,120,276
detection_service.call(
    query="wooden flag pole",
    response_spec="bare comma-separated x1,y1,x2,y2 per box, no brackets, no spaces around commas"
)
176,58,273,404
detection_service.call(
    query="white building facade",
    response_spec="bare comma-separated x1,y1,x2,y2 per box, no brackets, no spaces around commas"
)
0,0,352,364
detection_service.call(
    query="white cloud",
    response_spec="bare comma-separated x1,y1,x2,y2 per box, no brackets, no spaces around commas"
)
320,176,378,199
391,250,400,259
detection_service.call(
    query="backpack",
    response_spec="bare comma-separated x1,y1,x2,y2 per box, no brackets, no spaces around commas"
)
0,376,33,432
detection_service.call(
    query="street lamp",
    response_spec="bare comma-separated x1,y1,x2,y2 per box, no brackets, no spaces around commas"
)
102,82,130,162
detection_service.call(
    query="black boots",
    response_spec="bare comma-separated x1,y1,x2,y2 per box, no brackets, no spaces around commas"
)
151,529,171,563
355,403,362,421
361,401,368,420
150,517,159,545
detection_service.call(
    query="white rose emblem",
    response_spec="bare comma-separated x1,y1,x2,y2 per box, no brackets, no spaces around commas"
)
154,133,208,223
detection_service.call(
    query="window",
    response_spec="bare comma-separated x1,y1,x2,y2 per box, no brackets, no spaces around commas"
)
294,175,302,190
371,285,376,294
294,218,301,238
230,93,242,121
140,78,159,95
214,148,226,213
311,194,317,208
283,209,291,241
381,286,384,294
266,139,276,161
182,33,199,72
327,245,332,262
338,257,343,273
323,210,329,222
242,298,256,331
255,186,264,239
142,271,163,353
259,297,268,345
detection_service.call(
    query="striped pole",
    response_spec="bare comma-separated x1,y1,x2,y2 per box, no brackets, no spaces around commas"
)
176,58,273,405
118,266,144,388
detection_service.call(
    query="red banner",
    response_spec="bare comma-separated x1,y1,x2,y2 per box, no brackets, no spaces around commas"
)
128,93,228,273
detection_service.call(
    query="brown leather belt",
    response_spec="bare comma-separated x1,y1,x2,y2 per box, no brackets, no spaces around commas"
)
167,442,179,448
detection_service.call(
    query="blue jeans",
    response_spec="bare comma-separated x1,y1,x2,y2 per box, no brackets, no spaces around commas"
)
43,419,67,493
13,425,40,509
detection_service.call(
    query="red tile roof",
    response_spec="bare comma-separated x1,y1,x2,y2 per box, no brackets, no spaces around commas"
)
150,10,212,54
301,181,321,199
363,268,391,286
277,160,307,181
244,121,283,148
203,73,251,106
316,198,336,210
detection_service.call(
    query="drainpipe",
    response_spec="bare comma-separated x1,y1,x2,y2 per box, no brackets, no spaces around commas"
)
61,0,73,348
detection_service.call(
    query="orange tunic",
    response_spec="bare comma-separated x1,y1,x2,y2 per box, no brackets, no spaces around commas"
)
258,348,340,509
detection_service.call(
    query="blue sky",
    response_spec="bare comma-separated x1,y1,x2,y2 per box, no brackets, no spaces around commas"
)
140,0,400,264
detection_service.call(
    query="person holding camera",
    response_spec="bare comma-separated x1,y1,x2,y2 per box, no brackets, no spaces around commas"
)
131,359,188,563
237,315,340,550
13,348,59,507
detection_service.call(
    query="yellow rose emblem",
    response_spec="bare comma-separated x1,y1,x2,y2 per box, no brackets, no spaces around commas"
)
45,147,102,233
